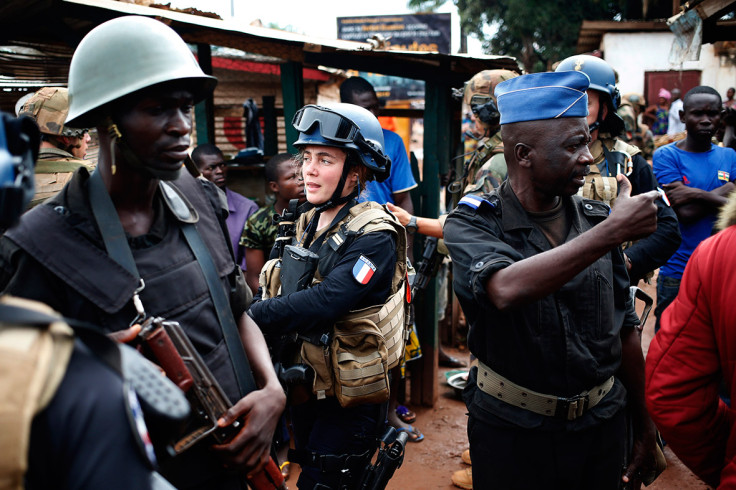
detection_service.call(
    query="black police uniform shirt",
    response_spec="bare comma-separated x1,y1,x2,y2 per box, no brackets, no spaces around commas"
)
0,169,247,490
248,223,396,335
444,181,639,431
26,340,157,490
593,139,680,283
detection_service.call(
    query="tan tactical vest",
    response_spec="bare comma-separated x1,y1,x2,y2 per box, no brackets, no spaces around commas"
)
578,137,639,208
580,137,654,280
32,149,95,208
0,296,74,490
259,202,408,408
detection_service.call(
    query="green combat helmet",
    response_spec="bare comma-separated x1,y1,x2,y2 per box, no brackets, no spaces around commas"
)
19,88,86,138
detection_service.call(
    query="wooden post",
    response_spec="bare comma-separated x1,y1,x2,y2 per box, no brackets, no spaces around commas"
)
195,43,214,145
280,61,304,153
410,78,452,407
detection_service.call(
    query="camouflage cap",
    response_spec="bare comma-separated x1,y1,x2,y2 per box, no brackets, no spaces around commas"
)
19,87,86,138
463,70,519,106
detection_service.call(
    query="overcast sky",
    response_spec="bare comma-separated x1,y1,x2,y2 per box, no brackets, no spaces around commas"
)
166,0,486,55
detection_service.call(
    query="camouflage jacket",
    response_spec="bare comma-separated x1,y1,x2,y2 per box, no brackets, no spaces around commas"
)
616,104,654,160
240,203,278,254
462,132,507,196
31,148,94,208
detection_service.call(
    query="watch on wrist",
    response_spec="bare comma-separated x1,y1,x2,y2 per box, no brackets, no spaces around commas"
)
406,215,418,233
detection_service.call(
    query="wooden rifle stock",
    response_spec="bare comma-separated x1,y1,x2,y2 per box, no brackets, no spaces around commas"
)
138,317,286,489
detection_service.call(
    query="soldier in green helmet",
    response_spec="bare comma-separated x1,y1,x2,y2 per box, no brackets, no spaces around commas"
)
387,69,519,238
19,87,94,207
1,16,284,490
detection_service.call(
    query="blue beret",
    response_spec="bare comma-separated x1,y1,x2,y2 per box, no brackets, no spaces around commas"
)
495,71,591,125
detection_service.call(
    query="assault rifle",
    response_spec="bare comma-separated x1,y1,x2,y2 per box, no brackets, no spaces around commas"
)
269,198,301,261
411,236,443,298
137,317,287,490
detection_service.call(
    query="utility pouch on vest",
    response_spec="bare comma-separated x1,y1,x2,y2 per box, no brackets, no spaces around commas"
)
300,339,334,400
580,174,618,208
331,314,390,408
259,258,282,300
280,245,319,296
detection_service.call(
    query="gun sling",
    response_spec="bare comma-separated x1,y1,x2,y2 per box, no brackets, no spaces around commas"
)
87,170,257,396
476,360,614,421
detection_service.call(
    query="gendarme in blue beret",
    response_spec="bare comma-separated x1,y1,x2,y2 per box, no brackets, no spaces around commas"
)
495,71,591,125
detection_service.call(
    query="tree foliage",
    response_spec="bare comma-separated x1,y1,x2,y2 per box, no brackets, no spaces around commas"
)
409,0,632,72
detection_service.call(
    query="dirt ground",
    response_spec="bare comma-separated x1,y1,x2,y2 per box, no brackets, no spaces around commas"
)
283,277,712,489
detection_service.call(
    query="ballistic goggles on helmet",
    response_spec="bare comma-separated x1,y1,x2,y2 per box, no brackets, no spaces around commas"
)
469,94,492,107
469,95,501,127
292,105,362,144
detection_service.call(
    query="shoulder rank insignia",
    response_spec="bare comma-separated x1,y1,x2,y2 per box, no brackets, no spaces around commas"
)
458,194,493,209
352,255,376,285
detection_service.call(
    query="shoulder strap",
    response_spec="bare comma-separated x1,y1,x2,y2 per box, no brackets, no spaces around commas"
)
88,170,139,277
180,223,257,397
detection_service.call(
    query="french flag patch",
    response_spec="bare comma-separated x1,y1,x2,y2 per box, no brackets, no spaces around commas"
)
353,255,376,285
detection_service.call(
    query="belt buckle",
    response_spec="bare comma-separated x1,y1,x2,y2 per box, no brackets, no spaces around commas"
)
556,393,589,421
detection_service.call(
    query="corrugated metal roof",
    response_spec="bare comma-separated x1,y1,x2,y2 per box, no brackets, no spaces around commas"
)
0,0,519,84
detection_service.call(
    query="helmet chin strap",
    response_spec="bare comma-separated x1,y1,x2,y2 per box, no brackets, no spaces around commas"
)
588,98,608,134
484,126,500,139
589,108,606,133
105,117,182,181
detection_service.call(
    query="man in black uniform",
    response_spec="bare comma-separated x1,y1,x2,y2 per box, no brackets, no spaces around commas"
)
555,55,680,284
0,16,284,490
0,112,178,489
444,71,660,489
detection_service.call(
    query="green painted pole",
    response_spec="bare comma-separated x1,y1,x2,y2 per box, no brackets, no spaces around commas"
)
195,43,214,145
411,78,452,407
280,61,304,153
262,95,278,157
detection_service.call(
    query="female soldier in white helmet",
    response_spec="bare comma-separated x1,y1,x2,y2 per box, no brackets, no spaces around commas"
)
249,103,408,489
0,16,285,490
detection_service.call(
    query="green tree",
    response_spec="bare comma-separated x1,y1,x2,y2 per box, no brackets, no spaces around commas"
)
409,0,629,72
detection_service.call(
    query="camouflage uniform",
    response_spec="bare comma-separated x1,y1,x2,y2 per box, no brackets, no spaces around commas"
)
31,147,94,207
240,203,278,254
618,93,655,160
19,87,93,207
462,132,507,196
456,70,517,199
